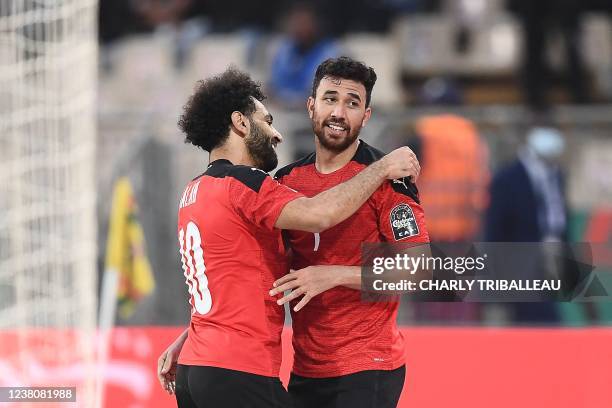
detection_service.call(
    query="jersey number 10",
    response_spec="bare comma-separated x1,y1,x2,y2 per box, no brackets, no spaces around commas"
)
179,222,212,315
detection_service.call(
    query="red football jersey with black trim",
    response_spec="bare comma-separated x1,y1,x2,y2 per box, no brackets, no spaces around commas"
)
177,159,303,377
275,141,430,378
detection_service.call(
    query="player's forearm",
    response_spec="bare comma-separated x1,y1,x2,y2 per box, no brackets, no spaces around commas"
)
270,265,363,310
332,266,362,290
173,328,189,348
275,160,388,232
276,146,419,233
323,247,433,292
306,159,389,231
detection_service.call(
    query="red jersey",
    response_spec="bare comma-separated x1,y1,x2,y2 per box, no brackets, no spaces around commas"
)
275,140,429,378
177,159,303,377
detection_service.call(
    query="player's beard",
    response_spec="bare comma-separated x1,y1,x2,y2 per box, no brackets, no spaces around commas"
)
245,118,278,173
311,108,362,153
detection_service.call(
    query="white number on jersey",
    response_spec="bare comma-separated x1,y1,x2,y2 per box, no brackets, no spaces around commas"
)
179,222,212,315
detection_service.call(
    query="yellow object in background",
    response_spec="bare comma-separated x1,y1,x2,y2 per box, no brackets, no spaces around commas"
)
104,177,155,319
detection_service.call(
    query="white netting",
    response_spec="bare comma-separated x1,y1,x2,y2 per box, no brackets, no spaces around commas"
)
0,0,98,405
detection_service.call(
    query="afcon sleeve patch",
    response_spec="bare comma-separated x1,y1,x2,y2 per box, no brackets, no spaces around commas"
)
389,203,419,240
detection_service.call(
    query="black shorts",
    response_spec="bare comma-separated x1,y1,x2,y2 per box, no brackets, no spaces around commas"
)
175,364,292,408
288,365,406,408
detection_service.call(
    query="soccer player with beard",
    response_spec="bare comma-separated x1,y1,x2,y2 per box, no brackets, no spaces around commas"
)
271,57,430,408
157,68,421,408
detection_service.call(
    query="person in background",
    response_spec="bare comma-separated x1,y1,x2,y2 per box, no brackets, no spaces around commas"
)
99,0,205,44
404,114,489,323
485,125,567,323
268,2,340,107
508,0,589,110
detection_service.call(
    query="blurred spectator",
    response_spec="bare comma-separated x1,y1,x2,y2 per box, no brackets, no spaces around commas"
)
99,0,149,43
100,0,285,45
132,0,195,27
99,0,207,44
486,126,567,243
445,0,491,57
417,77,463,105
405,115,490,323
203,0,284,32
320,0,441,36
508,0,589,110
412,115,489,242
485,125,568,323
268,3,340,107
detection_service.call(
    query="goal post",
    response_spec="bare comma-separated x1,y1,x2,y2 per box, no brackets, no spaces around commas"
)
0,0,98,405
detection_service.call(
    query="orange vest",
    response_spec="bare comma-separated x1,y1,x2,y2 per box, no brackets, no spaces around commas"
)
416,115,489,241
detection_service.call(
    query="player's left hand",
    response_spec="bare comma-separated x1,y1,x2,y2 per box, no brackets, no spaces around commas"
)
157,342,180,395
270,266,338,312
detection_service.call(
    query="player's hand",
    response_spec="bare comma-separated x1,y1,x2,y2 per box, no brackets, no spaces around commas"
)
380,146,420,182
270,266,339,312
157,341,181,395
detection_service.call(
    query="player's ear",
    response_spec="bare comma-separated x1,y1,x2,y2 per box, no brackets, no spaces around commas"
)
361,107,372,128
306,97,315,119
230,111,249,137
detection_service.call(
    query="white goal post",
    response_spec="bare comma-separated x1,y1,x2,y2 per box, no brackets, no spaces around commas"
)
0,0,98,406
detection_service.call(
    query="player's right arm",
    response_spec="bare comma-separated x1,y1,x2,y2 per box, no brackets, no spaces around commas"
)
275,146,420,233
270,249,433,311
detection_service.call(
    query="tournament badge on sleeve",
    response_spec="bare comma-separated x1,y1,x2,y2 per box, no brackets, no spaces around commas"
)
390,204,419,241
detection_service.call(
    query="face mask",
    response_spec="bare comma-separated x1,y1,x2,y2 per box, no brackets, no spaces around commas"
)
527,127,565,159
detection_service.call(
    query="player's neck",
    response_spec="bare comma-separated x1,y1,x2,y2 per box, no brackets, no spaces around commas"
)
314,139,360,174
209,136,255,168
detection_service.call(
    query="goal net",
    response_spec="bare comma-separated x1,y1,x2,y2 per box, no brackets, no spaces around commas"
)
0,0,98,405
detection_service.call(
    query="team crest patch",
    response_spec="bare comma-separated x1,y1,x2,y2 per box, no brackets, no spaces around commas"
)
389,204,419,240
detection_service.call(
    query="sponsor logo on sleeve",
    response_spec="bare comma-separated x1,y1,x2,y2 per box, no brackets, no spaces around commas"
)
389,203,419,240
392,178,409,190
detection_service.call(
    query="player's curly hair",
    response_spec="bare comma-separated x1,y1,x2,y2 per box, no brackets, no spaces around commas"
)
178,68,266,152
311,56,377,107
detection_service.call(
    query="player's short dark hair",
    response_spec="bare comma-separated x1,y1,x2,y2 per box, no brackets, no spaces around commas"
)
311,56,377,107
178,68,266,152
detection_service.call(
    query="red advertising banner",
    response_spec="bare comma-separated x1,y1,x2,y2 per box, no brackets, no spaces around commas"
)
1,327,611,407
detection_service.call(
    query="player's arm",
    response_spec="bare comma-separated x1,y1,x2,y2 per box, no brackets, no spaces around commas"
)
270,249,433,311
274,146,419,233
157,328,188,395
269,265,360,311
272,180,432,310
